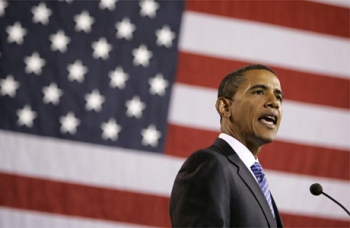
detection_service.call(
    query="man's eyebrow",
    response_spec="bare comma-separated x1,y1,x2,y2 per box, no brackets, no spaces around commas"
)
249,84,268,91
249,84,284,98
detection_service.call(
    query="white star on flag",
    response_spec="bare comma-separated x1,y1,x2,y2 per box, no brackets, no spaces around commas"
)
24,52,46,75
74,10,95,33
109,66,129,89
115,18,136,40
139,0,159,18
99,0,117,11
16,104,37,128
156,25,175,48
49,30,71,53
149,73,168,96
67,60,88,83
101,118,122,141
92,37,112,60
60,112,80,135
125,95,146,118
6,22,27,45
132,44,153,67
31,2,52,25
0,0,8,16
42,83,63,105
0,75,20,97
141,124,161,147
85,89,105,112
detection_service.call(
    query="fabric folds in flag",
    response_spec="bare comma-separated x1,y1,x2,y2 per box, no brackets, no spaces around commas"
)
0,0,349,227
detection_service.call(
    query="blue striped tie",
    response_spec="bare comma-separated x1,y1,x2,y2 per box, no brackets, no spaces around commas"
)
251,162,275,217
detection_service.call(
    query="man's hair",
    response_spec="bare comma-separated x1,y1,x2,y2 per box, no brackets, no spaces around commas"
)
217,64,275,99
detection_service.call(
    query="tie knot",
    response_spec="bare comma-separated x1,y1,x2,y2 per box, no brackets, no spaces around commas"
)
251,162,265,183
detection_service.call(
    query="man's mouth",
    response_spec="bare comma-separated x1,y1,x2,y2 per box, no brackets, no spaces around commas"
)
258,114,277,128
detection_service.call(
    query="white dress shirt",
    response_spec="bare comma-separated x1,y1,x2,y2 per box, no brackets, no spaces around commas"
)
219,133,258,182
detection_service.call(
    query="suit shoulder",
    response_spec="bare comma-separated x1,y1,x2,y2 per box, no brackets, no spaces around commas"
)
188,144,225,161
179,147,227,174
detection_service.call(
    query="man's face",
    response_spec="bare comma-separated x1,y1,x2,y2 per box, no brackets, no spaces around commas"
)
228,69,283,147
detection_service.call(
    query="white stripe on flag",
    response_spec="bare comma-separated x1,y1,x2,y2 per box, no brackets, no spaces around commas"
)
267,170,350,221
0,130,183,197
0,130,349,220
179,11,350,79
0,207,148,228
168,83,350,150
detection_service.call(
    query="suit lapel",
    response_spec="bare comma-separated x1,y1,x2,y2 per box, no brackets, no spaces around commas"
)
271,195,284,227
212,138,277,227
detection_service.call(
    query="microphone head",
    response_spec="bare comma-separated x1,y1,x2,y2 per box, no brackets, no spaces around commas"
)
310,183,323,196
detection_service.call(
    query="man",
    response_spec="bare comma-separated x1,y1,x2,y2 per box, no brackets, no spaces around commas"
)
169,64,284,227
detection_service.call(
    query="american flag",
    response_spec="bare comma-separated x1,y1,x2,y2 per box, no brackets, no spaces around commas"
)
0,0,349,227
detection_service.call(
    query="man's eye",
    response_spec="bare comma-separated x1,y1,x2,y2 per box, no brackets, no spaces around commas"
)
276,95,283,101
254,90,263,95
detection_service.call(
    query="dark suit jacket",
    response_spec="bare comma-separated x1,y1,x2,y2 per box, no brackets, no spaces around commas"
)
169,138,284,227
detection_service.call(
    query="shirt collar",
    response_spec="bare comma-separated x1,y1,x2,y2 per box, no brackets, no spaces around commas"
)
218,133,257,170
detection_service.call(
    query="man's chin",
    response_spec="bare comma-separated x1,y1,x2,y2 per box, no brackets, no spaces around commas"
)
247,135,275,148
256,134,276,145
255,125,279,143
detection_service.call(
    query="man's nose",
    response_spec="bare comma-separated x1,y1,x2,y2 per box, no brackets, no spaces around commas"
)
265,95,280,109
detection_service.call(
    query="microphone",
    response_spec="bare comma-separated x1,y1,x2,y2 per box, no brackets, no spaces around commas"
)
310,183,350,216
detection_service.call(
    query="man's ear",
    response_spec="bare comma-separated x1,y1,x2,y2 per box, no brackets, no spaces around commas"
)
215,97,231,118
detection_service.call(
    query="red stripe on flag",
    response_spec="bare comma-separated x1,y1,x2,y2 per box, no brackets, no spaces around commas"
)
1,172,348,227
0,172,170,227
186,0,349,38
260,141,349,181
164,124,349,181
176,52,349,109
